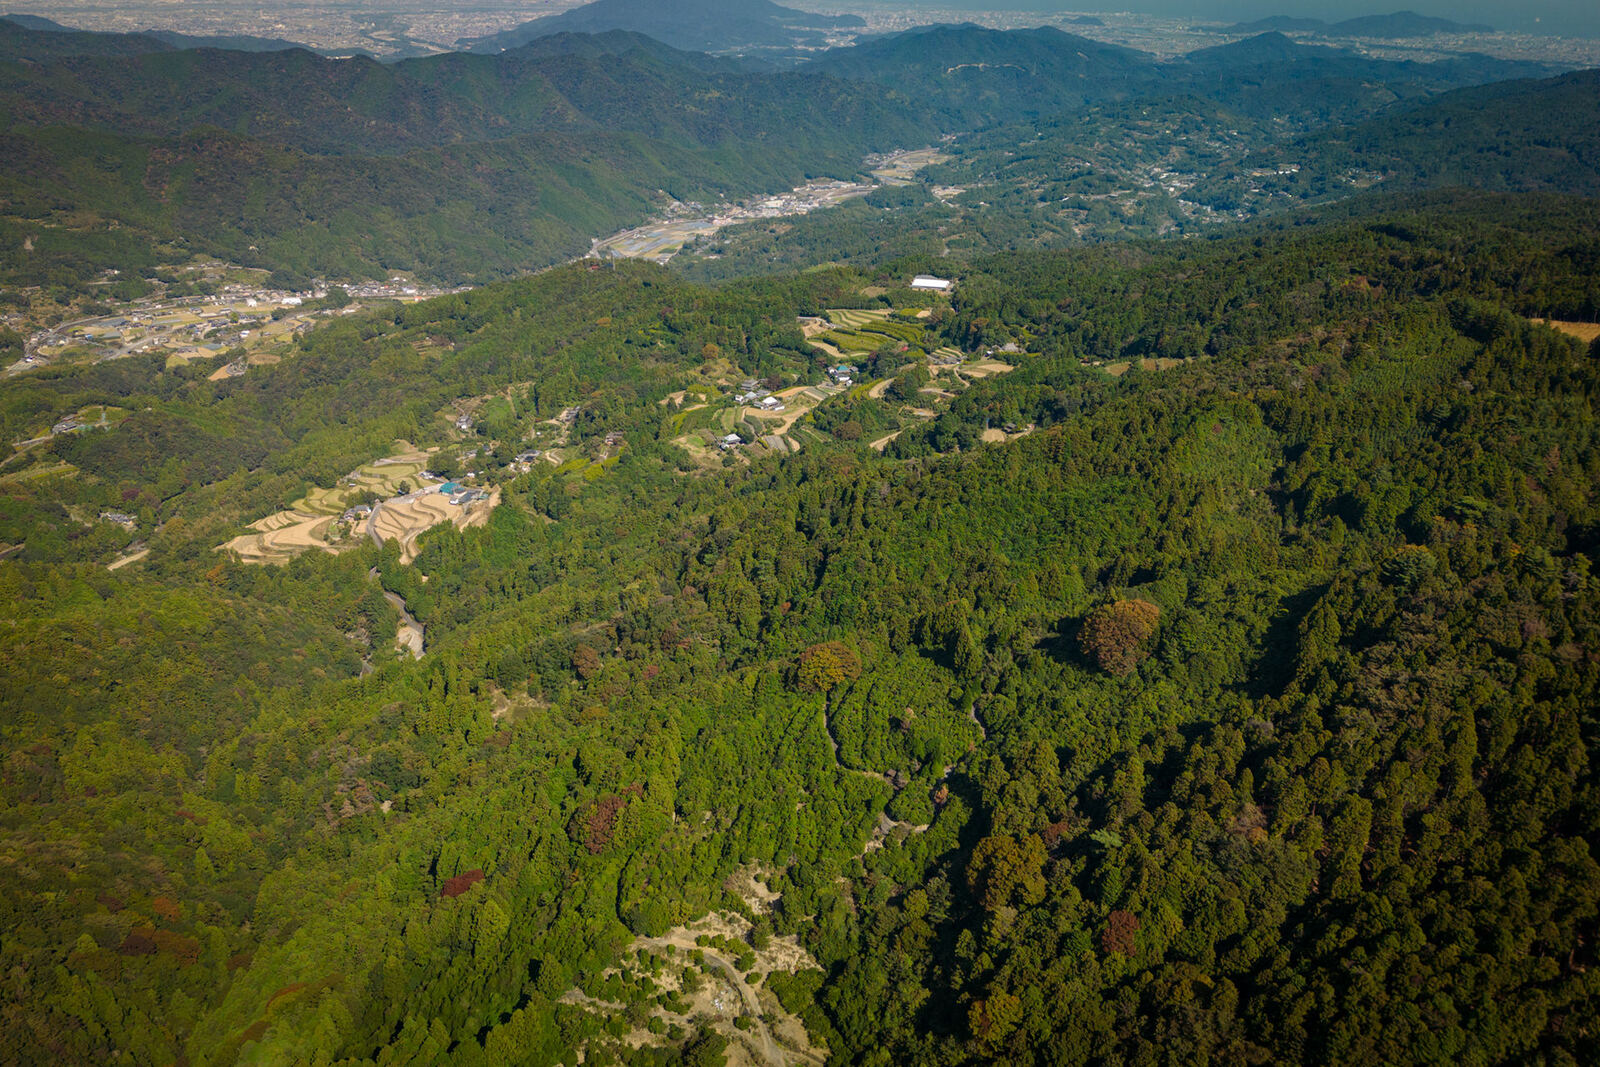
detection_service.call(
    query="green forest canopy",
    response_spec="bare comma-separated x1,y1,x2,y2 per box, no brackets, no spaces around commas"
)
1,189,1597,1064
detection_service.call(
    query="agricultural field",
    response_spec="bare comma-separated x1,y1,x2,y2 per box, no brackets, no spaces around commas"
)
219,447,452,564
373,486,500,564
1100,356,1185,377
868,147,951,184
808,308,929,358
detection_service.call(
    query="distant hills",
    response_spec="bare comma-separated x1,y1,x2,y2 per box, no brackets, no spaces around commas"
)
807,25,1155,125
461,0,864,56
1216,10,1495,38
0,21,921,285
1168,32,1549,123
0,12,312,56
0,18,1572,288
807,26,1551,129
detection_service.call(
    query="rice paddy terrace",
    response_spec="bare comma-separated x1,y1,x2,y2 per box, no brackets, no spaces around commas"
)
219,447,496,565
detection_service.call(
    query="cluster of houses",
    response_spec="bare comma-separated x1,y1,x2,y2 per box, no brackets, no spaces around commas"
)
827,364,858,385
99,510,136,527
439,481,489,506
733,378,787,412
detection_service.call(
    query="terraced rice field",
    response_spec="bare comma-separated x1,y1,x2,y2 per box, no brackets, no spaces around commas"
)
372,493,456,564
219,447,438,564
825,308,893,328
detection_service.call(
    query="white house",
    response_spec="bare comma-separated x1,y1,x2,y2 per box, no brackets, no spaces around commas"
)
911,275,952,291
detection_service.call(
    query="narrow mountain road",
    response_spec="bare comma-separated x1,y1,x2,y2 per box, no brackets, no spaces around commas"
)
369,567,423,658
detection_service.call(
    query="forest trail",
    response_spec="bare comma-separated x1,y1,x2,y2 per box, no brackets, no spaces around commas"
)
106,547,148,570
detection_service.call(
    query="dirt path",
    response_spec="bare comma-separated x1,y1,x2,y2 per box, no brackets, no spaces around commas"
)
868,430,901,452
866,378,891,399
106,547,148,571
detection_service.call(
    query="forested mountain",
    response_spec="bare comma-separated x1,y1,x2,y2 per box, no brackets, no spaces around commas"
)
0,29,924,286
0,18,1574,293
0,34,890,155
806,26,1551,130
1169,32,1552,122
806,25,1156,126
1261,68,1600,194
462,0,864,56
0,15,175,59
2,188,1597,1064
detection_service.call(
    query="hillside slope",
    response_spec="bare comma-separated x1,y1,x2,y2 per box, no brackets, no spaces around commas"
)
0,194,1596,1065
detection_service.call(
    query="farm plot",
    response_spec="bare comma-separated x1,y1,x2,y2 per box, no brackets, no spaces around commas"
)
371,487,499,564
811,309,931,357
825,308,892,329
219,447,440,564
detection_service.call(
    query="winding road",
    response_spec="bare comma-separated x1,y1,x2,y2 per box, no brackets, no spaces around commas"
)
368,566,423,658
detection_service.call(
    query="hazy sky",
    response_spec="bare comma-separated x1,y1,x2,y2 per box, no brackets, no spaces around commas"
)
933,3,1599,38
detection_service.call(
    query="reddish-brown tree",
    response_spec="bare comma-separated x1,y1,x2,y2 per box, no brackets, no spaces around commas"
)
1079,599,1161,675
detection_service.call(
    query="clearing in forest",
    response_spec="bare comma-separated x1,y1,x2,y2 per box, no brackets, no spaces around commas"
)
1101,357,1184,376
1531,318,1600,343
561,906,826,1067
